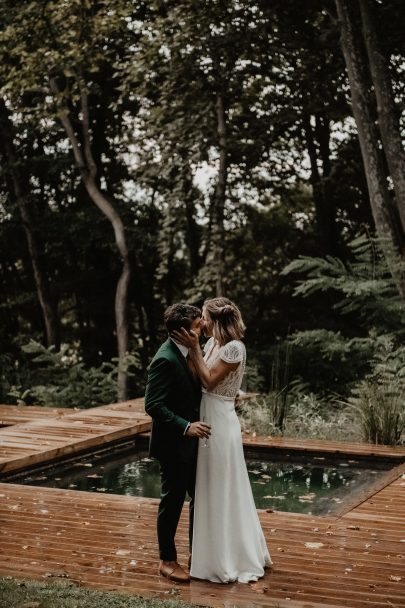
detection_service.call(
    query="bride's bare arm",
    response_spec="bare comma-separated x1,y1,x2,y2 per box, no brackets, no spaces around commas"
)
171,329,238,390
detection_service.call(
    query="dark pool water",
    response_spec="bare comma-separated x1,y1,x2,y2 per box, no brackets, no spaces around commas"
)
20,449,385,515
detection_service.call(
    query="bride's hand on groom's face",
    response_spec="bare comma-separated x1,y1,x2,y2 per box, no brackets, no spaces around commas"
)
171,328,198,349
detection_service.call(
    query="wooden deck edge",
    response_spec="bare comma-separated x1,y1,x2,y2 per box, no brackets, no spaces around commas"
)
0,420,151,476
242,437,405,461
135,431,405,463
332,461,405,518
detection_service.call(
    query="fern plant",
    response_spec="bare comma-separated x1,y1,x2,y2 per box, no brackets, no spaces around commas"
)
282,234,404,444
282,234,404,334
343,340,405,445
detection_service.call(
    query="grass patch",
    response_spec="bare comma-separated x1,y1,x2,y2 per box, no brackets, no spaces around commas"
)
0,578,196,608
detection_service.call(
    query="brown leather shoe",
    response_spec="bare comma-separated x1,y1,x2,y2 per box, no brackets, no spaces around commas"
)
159,560,190,583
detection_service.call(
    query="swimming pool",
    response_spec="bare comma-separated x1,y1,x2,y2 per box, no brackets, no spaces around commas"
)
19,447,387,515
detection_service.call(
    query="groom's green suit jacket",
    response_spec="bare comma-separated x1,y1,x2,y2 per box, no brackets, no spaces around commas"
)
144,339,201,462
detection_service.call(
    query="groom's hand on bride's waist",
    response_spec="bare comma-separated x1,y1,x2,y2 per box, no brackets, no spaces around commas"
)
185,421,211,439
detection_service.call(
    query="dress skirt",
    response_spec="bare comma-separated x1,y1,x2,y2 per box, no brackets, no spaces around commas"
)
190,392,272,583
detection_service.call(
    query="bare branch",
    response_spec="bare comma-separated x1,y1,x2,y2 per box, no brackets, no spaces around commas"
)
49,77,86,173
79,72,97,179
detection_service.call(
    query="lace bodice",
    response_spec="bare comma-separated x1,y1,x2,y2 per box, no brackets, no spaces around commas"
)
203,337,246,399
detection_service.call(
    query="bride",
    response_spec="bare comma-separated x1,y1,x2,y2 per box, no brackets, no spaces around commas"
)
173,297,271,584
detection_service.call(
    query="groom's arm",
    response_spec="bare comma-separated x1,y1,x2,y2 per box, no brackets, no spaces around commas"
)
145,356,189,435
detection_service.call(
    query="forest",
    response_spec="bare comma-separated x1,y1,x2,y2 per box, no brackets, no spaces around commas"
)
0,0,404,444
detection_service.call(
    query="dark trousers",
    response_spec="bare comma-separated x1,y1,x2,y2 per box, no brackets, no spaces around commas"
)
157,455,197,561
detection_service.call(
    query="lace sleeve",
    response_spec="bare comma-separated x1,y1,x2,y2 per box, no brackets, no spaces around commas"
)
203,337,214,354
220,340,244,364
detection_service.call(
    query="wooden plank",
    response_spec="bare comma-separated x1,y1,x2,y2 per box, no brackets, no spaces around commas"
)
0,418,151,474
332,462,405,517
0,399,404,607
0,405,71,426
0,401,150,475
0,483,404,608
243,434,405,460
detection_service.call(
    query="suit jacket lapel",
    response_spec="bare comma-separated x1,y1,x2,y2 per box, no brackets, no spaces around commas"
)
166,338,191,376
166,339,201,391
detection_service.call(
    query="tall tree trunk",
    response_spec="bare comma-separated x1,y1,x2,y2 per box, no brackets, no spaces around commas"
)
83,177,131,401
182,173,202,276
212,92,227,296
160,208,175,306
184,190,201,275
0,100,59,347
359,0,405,232
50,79,131,400
335,0,405,299
303,114,338,255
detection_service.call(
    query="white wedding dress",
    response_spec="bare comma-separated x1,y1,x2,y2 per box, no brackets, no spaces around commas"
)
190,338,272,583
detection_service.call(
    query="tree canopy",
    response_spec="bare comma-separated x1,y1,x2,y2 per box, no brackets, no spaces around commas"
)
0,0,404,403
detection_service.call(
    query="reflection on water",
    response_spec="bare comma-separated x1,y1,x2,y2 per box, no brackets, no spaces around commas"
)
21,449,384,515
246,459,380,514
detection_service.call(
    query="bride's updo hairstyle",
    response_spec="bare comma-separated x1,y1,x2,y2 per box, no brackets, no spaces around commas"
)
204,297,245,346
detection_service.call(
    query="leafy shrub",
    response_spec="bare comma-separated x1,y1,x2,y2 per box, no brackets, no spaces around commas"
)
238,391,360,442
287,329,375,396
8,340,140,408
284,395,360,442
345,378,404,445
282,234,405,397
239,394,281,437
0,353,16,403
343,340,405,445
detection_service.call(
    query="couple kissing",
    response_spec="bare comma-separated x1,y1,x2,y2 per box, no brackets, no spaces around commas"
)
144,297,272,584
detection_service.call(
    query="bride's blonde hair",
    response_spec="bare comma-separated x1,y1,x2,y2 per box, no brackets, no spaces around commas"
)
204,297,245,346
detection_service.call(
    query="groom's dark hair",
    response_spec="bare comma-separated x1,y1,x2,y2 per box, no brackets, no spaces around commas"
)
164,303,201,333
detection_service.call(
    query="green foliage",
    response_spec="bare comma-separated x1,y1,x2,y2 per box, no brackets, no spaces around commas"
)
283,234,405,333
345,377,404,445
239,394,280,438
0,0,135,110
343,340,405,445
238,392,359,442
244,362,266,393
280,235,405,444
288,329,376,395
284,395,359,442
0,353,16,403
282,235,405,395
0,1,403,409
8,341,140,408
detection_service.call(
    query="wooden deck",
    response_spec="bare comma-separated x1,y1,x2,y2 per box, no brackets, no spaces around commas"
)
243,434,405,461
0,405,72,426
0,471,404,608
0,402,404,607
0,400,149,475
1,400,403,477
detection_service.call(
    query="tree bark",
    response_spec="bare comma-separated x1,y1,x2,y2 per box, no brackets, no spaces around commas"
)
182,168,202,276
0,99,59,347
50,79,131,400
303,114,338,255
83,177,131,401
335,0,405,299
211,92,227,297
358,0,405,233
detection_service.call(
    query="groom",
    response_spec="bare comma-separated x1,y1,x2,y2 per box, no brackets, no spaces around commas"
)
145,303,211,583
